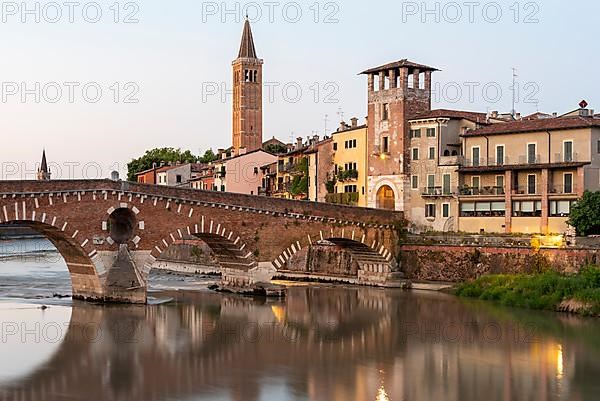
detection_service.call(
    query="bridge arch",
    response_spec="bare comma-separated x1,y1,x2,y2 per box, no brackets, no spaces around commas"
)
273,226,396,278
147,218,258,285
0,219,106,300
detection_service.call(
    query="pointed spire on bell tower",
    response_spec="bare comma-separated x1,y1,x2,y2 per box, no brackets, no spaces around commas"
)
40,149,48,172
37,149,51,181
238,17,258,59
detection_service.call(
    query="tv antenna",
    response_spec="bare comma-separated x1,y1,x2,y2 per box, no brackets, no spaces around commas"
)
511,67,518,118
323,114,329,136
337,107,345,122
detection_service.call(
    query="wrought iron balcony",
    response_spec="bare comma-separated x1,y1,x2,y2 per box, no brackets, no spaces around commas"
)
511,185,539,196
553,152,580,163
459,186,505,196
548,184,577,195
421,187,455,197
337,169,359,182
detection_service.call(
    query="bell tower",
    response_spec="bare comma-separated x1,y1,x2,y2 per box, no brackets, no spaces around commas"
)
232,18,263,153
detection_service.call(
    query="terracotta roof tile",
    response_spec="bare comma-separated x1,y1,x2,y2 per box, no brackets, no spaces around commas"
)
409,109,488,123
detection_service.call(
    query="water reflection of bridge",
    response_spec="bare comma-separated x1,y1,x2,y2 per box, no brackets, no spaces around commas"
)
1,288,600,401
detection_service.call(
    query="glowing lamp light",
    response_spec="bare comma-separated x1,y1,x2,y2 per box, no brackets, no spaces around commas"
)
532,235,565,249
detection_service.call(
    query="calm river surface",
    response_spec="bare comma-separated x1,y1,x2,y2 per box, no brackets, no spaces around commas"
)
1,238,600,401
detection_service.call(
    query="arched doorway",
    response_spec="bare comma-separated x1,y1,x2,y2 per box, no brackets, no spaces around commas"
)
376,185,396,210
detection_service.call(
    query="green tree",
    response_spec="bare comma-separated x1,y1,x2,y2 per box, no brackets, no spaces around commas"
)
127,148,199,181
199,149,219,163
264,143,288,155
568,191,600,236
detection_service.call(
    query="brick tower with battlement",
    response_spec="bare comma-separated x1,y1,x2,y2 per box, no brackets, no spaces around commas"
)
361,59,438,211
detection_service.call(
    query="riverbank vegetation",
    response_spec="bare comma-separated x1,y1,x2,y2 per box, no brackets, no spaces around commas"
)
456,266,600,316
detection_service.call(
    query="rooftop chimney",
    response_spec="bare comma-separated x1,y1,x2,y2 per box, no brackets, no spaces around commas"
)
296,137,303,149
491,111,499,118
339,121,347,131
350,117,358,128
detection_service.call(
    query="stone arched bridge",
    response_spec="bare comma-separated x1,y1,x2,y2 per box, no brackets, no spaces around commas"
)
0,180,403,303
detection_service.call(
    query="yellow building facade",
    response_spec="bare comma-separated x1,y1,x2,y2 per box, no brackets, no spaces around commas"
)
329,125,369,207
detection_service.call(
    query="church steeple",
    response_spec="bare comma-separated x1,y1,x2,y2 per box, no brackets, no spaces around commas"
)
232,19,263,154
37,149,51,181
238,18,258,59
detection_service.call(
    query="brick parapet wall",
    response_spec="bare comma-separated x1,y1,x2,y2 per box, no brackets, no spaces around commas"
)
0,180,403,225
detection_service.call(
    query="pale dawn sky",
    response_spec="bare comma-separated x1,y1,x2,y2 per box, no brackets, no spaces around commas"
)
0,0,596,179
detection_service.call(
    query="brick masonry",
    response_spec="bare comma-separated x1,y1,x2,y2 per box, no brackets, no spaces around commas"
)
0,179,403,303
400,244,600,282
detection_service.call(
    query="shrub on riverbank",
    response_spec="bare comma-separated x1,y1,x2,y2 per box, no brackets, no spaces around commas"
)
456,266,600,316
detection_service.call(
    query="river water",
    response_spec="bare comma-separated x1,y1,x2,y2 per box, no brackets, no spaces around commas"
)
1,238,600,401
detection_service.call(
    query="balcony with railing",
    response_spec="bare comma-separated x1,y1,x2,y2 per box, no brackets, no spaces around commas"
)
459,186,505,196
278,162,295,173
549,184,577,196
337,169,359,182
461,152,586,171
511,185,540,196
518,154,543,165
274,182,292,195
421,187,455,197
553,152,580,163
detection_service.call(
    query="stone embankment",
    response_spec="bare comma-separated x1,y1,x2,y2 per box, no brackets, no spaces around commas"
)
400,234,600,282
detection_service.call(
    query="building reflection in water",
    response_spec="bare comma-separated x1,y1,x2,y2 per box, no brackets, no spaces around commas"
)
0,287,599,401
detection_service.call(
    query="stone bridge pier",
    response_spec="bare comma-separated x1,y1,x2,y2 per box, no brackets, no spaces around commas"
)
0,180,404,304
